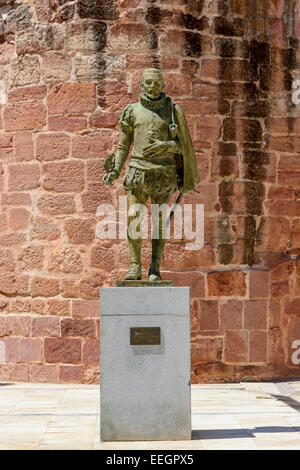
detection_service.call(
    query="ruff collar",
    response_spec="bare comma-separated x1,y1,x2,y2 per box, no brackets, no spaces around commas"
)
140,92,170,111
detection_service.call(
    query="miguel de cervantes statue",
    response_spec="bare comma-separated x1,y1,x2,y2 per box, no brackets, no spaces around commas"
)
102,68,200,281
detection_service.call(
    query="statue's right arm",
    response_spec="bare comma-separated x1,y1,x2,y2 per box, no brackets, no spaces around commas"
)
113,130,133,175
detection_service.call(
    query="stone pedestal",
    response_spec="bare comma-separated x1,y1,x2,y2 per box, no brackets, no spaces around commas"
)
100,286,191,441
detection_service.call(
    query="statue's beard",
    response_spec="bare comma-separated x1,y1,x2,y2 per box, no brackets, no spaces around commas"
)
145,91,163,100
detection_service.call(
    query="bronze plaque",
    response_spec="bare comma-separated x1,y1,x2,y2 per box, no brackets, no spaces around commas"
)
130,327,161,345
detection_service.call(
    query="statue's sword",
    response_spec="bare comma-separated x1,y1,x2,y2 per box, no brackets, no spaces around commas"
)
166,186,201,228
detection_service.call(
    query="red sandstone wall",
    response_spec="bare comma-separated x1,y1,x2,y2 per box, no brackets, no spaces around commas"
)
0,0,299,384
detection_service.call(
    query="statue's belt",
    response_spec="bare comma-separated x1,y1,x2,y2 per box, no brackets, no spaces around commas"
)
129,155,176,169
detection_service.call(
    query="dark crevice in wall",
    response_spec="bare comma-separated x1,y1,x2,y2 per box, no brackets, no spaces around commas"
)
282,0,298,133
241,0,271,266
217,1,237,264
216,0,275,266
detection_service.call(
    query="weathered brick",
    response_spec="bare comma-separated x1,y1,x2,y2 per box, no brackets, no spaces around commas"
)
61,319,95,337
32,316,60,337
268,136,300,152
214,38,249,58
47,299,70,316
59,365,84,383
30,364,57,383
164,243,215,270
8,85,47,103
82,338,99,364
0,274,29,296
14,132,34,161
37,194,76,215
9,207,30,231
0,133,14,159
10,298,31,314
2,193,31,206
220,299,243,330
72,299,99,318
44,338,81,363
36,133,70,162
81,182,113,213
191,337,223,363
8,164,40,191
42,52,72,81
126,53,179,70
160,30,208,58
249,330,267,362
77,0,118,20
270,201,300,217
107,24,151,52
196,116,221,141
42,161,85,193
271,280,290,298
10,55,41,87
66,21,107,52
80,272,107,298
284,298,300,316
199,300,219,330
213,16,244,36
162,271,205,298
16,24,65,55
9,364,29,382
223,118,263,142
62,279,80,298
33,0,54,22
64,218,94,244
0,249,15,272
225,330,248,363
47,82,96,115
2,337,19,362
249,270,270,299
90,112,119,129
48,115,87,132
4,102,46,131
256,217,290,251
19,245,43,270
288,317,300,341
49,247,83,274
202,58,255,81
71,130,112,159
5,315,31,337
0,233,26,247
208,271,246,297
31,277,60,297
55,4,76,23
278,156,300,187
20,338,42,363
30,216,61,241
244,300,267,329
74,52,106,80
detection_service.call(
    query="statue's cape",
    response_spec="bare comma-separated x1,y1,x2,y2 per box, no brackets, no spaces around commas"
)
174,104,200,193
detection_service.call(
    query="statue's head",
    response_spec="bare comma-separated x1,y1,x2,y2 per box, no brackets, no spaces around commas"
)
141,68,164,100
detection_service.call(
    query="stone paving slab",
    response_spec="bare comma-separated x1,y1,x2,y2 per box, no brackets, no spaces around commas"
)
0,381,299,450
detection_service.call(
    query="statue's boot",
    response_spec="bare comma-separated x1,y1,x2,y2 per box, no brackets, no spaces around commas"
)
124,262,142,280
125,234,142,281
148,239,165,281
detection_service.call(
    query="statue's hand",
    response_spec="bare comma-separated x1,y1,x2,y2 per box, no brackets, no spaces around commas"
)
143,138,168,158
102,170,119,185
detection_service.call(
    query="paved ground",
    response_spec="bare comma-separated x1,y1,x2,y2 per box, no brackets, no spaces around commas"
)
0,380,299,450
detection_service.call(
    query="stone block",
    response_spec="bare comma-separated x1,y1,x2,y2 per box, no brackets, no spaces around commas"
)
100,287,190,441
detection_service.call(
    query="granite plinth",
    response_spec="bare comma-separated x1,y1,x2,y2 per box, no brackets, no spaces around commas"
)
100,287,191,441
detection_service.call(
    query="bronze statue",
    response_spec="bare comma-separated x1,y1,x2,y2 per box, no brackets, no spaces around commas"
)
103,68,200,281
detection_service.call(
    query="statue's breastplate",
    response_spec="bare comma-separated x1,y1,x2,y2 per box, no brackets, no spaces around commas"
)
131,103,171,158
